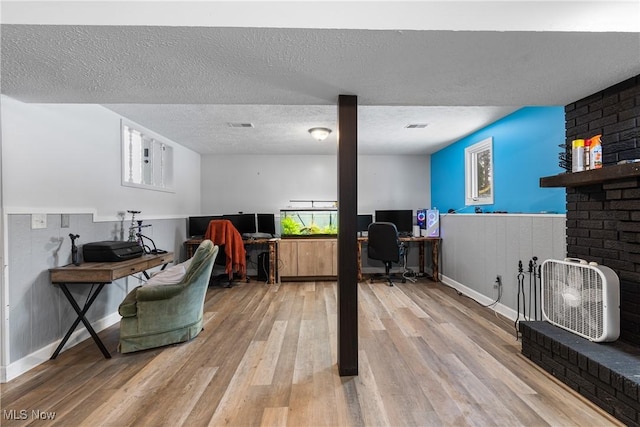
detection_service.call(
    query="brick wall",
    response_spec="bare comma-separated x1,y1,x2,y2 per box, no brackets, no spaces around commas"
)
566,75,640,165
564,74,640,346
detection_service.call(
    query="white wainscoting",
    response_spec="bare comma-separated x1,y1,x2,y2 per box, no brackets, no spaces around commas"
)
438,213,566,322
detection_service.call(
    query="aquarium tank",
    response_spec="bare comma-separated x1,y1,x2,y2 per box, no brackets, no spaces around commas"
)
280,209,338,237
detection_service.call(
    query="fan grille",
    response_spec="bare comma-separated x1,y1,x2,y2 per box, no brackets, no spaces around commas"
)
542,262,604,340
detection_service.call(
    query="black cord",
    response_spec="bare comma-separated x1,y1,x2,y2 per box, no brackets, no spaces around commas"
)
400,243,417,282
476,281,502,308
439,278,501,308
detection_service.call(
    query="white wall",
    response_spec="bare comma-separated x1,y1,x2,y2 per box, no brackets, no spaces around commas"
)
1,96,201,219
0,96,201,381
200,154,430,215
357,155,431,214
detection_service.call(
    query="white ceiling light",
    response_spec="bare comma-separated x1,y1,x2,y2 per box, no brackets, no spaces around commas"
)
308,127,332,141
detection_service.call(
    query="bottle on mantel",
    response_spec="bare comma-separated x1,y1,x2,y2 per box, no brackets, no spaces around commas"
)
590,135,603,169
584,138,591,170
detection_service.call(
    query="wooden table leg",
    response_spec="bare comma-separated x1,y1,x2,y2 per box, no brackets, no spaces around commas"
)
269,241,276,284
432,240,440,282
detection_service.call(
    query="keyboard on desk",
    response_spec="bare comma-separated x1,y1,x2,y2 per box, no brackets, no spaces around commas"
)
242,233,275,240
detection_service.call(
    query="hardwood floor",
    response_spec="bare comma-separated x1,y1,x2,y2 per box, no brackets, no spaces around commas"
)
1,279,621,426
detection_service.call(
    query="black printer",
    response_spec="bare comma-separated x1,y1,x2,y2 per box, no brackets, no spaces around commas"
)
83,241,144,262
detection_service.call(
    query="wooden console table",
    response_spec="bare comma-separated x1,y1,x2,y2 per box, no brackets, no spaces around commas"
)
49,252,173,359
357,236,441,282
185,238,279,284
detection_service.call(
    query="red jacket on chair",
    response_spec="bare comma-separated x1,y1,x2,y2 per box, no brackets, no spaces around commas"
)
204,219,246,277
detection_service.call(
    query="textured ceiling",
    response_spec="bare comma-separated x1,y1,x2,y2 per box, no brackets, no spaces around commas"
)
2,21,639,154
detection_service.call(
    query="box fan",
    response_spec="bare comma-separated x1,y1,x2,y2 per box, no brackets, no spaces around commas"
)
541,258,620,342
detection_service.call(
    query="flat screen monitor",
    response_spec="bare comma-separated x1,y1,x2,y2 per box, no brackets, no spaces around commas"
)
223,213,257,235
357,214,373,233
374,209,413,234
188,215,222,238
257,213,276,236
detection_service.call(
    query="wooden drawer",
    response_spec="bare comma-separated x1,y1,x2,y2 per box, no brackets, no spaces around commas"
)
112,262,148,279
50,267,113,284
147,254,174,269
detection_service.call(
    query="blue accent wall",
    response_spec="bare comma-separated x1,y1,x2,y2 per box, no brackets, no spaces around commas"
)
431,107,566,214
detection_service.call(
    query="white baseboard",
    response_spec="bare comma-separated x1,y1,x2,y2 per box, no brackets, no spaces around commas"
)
439,274,518,322
2,312,121,383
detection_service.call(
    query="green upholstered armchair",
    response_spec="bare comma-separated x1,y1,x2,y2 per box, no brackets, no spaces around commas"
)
118,240,219,353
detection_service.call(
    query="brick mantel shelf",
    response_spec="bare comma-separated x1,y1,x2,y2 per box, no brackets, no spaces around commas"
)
541,162,640,188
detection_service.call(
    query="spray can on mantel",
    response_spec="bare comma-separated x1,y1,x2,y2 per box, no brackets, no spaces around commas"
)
572,139,585,172
590,135,603,169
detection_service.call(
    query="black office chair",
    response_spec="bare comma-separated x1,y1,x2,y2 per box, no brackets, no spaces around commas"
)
367,222,404,286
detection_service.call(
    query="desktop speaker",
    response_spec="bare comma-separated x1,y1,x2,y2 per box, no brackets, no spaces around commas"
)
426,209,440,237
416,209,427,229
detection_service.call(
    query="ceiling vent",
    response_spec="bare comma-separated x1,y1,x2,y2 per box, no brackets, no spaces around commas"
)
227,122,254,128
405,123,429,129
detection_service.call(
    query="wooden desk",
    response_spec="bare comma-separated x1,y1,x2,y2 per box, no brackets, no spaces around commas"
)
185,238,279,284
49,252,174,359
357,236,440,282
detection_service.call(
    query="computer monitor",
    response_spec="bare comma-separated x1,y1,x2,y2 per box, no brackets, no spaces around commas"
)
374,209,413,235
223,213,257,235
187,215,222,238
357,214,373,233
257,213,276,236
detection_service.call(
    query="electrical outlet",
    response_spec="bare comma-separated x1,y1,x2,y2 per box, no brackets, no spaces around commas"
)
31,214,47,229
494,275,502,288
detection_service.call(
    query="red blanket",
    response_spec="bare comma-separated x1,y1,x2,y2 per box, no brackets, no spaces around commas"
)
204,220,246,277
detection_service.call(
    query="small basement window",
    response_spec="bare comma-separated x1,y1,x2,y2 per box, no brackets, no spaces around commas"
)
465,137,493,205
122,120,174,193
